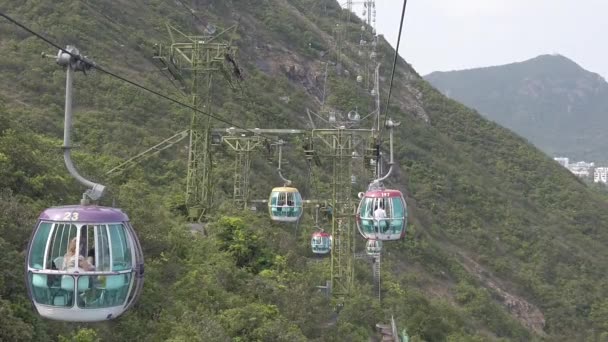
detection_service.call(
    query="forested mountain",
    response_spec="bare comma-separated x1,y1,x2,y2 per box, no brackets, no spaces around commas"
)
1,1,608,341
425,54,608,162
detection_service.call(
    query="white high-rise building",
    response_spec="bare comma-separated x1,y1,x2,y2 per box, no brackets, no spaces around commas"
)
568,161,594,178
594,167,608,183
554,157,569,168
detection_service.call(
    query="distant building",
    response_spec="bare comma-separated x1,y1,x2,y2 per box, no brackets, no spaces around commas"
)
554,157,569,168
594,167,608,183
554,157,596,178
571,169,590,178
568,161,594,178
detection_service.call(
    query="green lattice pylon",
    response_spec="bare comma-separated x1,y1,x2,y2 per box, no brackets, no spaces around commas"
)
154,23,238,221
311,128,373,300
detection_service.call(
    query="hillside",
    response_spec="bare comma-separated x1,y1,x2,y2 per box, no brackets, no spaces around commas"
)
425,54,608,162
1,1,608,341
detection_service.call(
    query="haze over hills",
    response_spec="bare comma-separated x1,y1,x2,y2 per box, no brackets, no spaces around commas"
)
425,54,608,162
2,1,608,341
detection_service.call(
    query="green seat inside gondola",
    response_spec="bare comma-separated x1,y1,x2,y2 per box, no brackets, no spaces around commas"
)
390,219,403,232
31,273,50,304
361,219,374,234
390,198,405,234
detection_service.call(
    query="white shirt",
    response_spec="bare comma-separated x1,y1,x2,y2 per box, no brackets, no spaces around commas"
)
373,208,387,220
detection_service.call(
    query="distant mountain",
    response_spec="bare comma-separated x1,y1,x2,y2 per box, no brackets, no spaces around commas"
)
425,54,608,162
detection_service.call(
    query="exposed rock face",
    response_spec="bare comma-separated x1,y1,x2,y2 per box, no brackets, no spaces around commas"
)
460,253,546,336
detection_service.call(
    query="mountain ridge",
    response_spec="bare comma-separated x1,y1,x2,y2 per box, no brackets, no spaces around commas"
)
425,54,608,161
426,54,601,77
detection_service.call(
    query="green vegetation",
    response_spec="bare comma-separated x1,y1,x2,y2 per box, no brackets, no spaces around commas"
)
0,0,608,341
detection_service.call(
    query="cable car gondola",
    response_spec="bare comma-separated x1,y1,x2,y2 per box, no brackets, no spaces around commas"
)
356,118,407,241
26,205,144,321
268,187,303,222
311,231,332,255
357,189,407,241
365,239,382,256
267,140,303,222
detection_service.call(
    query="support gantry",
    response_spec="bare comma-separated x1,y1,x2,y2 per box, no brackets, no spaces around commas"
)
154,23,238,222
310,128,373,299
219,131,264,208
211,128,307,209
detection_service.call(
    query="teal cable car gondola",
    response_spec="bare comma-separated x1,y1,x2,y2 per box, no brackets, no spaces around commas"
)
268,187,303,222
366,239,383,256
356,189,407,241
311,231,332,255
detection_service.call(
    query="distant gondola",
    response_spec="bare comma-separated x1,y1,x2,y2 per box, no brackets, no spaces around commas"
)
268,187,303,222
311,231,332,255
366,239,382,256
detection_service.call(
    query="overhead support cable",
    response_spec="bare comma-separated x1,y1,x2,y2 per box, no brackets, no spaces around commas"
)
175,0,210,30
379,0,408,138
0,11,276,142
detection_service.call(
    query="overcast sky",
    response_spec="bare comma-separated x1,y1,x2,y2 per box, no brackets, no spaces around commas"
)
359,0,608,78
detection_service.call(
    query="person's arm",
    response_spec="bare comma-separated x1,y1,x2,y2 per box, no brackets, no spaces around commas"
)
78,256,95,271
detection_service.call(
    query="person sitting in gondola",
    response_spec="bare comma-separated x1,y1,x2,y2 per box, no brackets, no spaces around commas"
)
373,203,387,233
62,237,95,272
285,199,294,216
87,247,95,267
276,198,285,215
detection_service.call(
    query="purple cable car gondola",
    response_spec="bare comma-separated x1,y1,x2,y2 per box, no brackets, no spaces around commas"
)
26,205,144,322
25,46,144,321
